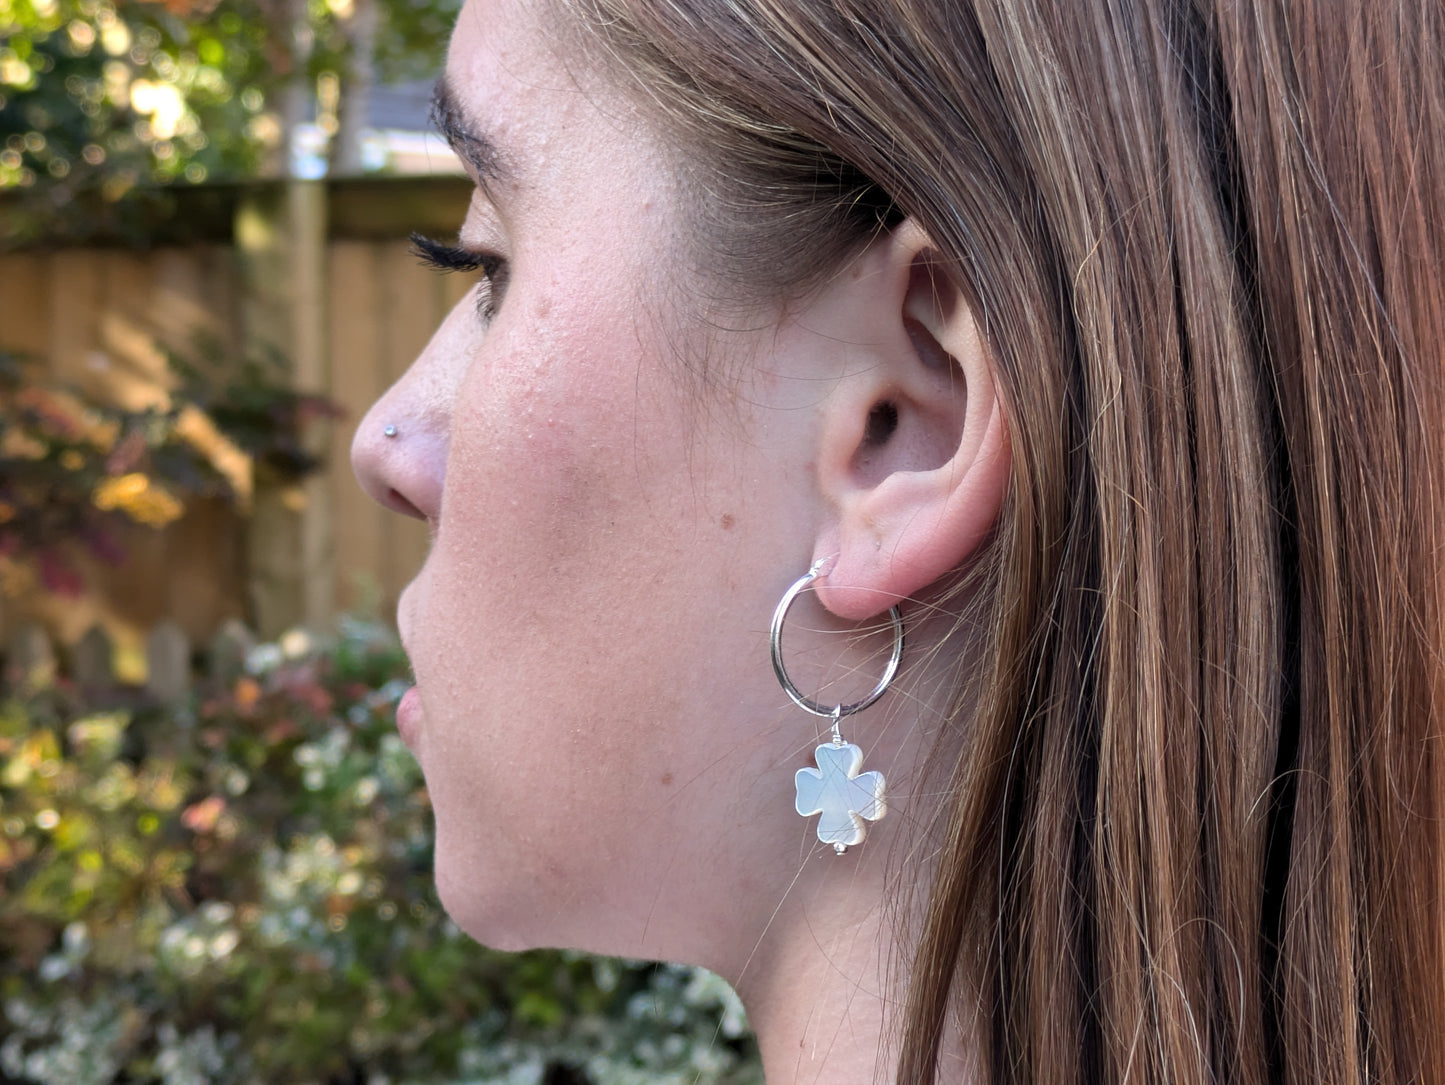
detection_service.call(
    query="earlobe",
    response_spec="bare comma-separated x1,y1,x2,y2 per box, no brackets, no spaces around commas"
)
808,224,1011,621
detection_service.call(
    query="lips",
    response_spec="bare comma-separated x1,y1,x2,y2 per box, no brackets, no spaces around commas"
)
395,600,422,750
397,684,424,750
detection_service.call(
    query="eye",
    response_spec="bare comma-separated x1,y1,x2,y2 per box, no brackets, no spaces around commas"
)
410,231,508,322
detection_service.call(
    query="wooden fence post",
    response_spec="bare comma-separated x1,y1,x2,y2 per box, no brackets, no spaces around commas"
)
234,179,334,639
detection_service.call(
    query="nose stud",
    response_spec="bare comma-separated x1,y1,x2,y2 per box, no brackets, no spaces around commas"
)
383,424,398,438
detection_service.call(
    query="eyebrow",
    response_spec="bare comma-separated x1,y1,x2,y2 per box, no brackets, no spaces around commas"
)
430,76,509,189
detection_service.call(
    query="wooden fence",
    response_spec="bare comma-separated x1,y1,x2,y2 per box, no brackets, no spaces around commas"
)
0,176,474,663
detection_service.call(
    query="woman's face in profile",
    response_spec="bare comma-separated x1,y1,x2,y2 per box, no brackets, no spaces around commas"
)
352,0,859,961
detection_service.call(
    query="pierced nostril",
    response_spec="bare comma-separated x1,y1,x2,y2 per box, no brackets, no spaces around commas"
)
386,487,427,521
864,401,899,446
351,412,445,524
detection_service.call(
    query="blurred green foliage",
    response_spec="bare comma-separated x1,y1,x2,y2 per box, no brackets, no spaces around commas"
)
0,0,274,239
0,619,762,1083
0,0,463,243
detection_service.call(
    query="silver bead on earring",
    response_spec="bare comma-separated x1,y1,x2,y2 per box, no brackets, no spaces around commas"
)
383,424,398,438
770,558,903,854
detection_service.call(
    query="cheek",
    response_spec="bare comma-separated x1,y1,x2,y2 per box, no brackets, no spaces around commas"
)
438,304,653,599
406,301,700,821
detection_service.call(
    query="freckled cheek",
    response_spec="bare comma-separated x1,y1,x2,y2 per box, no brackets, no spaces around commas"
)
416,325,654,649
423,425,596,672
444,356,630,553
411,285,696,656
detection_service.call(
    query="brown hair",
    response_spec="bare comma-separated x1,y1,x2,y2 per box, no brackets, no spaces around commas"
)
564,0,1445,1081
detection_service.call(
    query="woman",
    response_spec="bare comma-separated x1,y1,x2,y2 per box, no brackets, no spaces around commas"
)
351,0,1445,1080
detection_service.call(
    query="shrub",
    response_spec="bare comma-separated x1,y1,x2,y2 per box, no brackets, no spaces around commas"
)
0,618,761,1084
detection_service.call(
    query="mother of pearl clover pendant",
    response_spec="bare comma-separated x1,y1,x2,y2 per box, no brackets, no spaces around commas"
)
772,561,902,855
795,742,886,854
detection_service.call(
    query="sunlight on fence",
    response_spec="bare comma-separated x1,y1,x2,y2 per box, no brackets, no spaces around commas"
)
1,177,473,650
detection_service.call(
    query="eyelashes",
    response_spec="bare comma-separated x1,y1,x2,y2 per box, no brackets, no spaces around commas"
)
409,231,500,276
410,231,506,321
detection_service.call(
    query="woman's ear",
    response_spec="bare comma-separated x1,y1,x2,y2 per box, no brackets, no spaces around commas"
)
810,221,1010,620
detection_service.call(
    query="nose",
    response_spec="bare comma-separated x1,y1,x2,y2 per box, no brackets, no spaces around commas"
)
351,391,448,524
352,295,481,525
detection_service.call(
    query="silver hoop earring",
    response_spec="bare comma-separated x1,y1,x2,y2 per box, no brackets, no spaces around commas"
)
770,559,903,854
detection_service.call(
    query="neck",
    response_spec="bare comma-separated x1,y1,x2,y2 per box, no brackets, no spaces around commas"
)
724,594,985,1083
727,844,903,1084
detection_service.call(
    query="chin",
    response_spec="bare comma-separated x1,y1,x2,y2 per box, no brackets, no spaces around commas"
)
430,825,607,955
432,852,542,953
431,836,661,961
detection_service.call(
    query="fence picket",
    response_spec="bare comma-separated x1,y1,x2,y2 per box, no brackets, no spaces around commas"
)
5,622,56,689
146,621,192,702
72,625,115,696
209,619,256,685
0,619,276,705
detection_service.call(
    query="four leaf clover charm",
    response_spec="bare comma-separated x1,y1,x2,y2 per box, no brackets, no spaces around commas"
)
794,742,887,854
